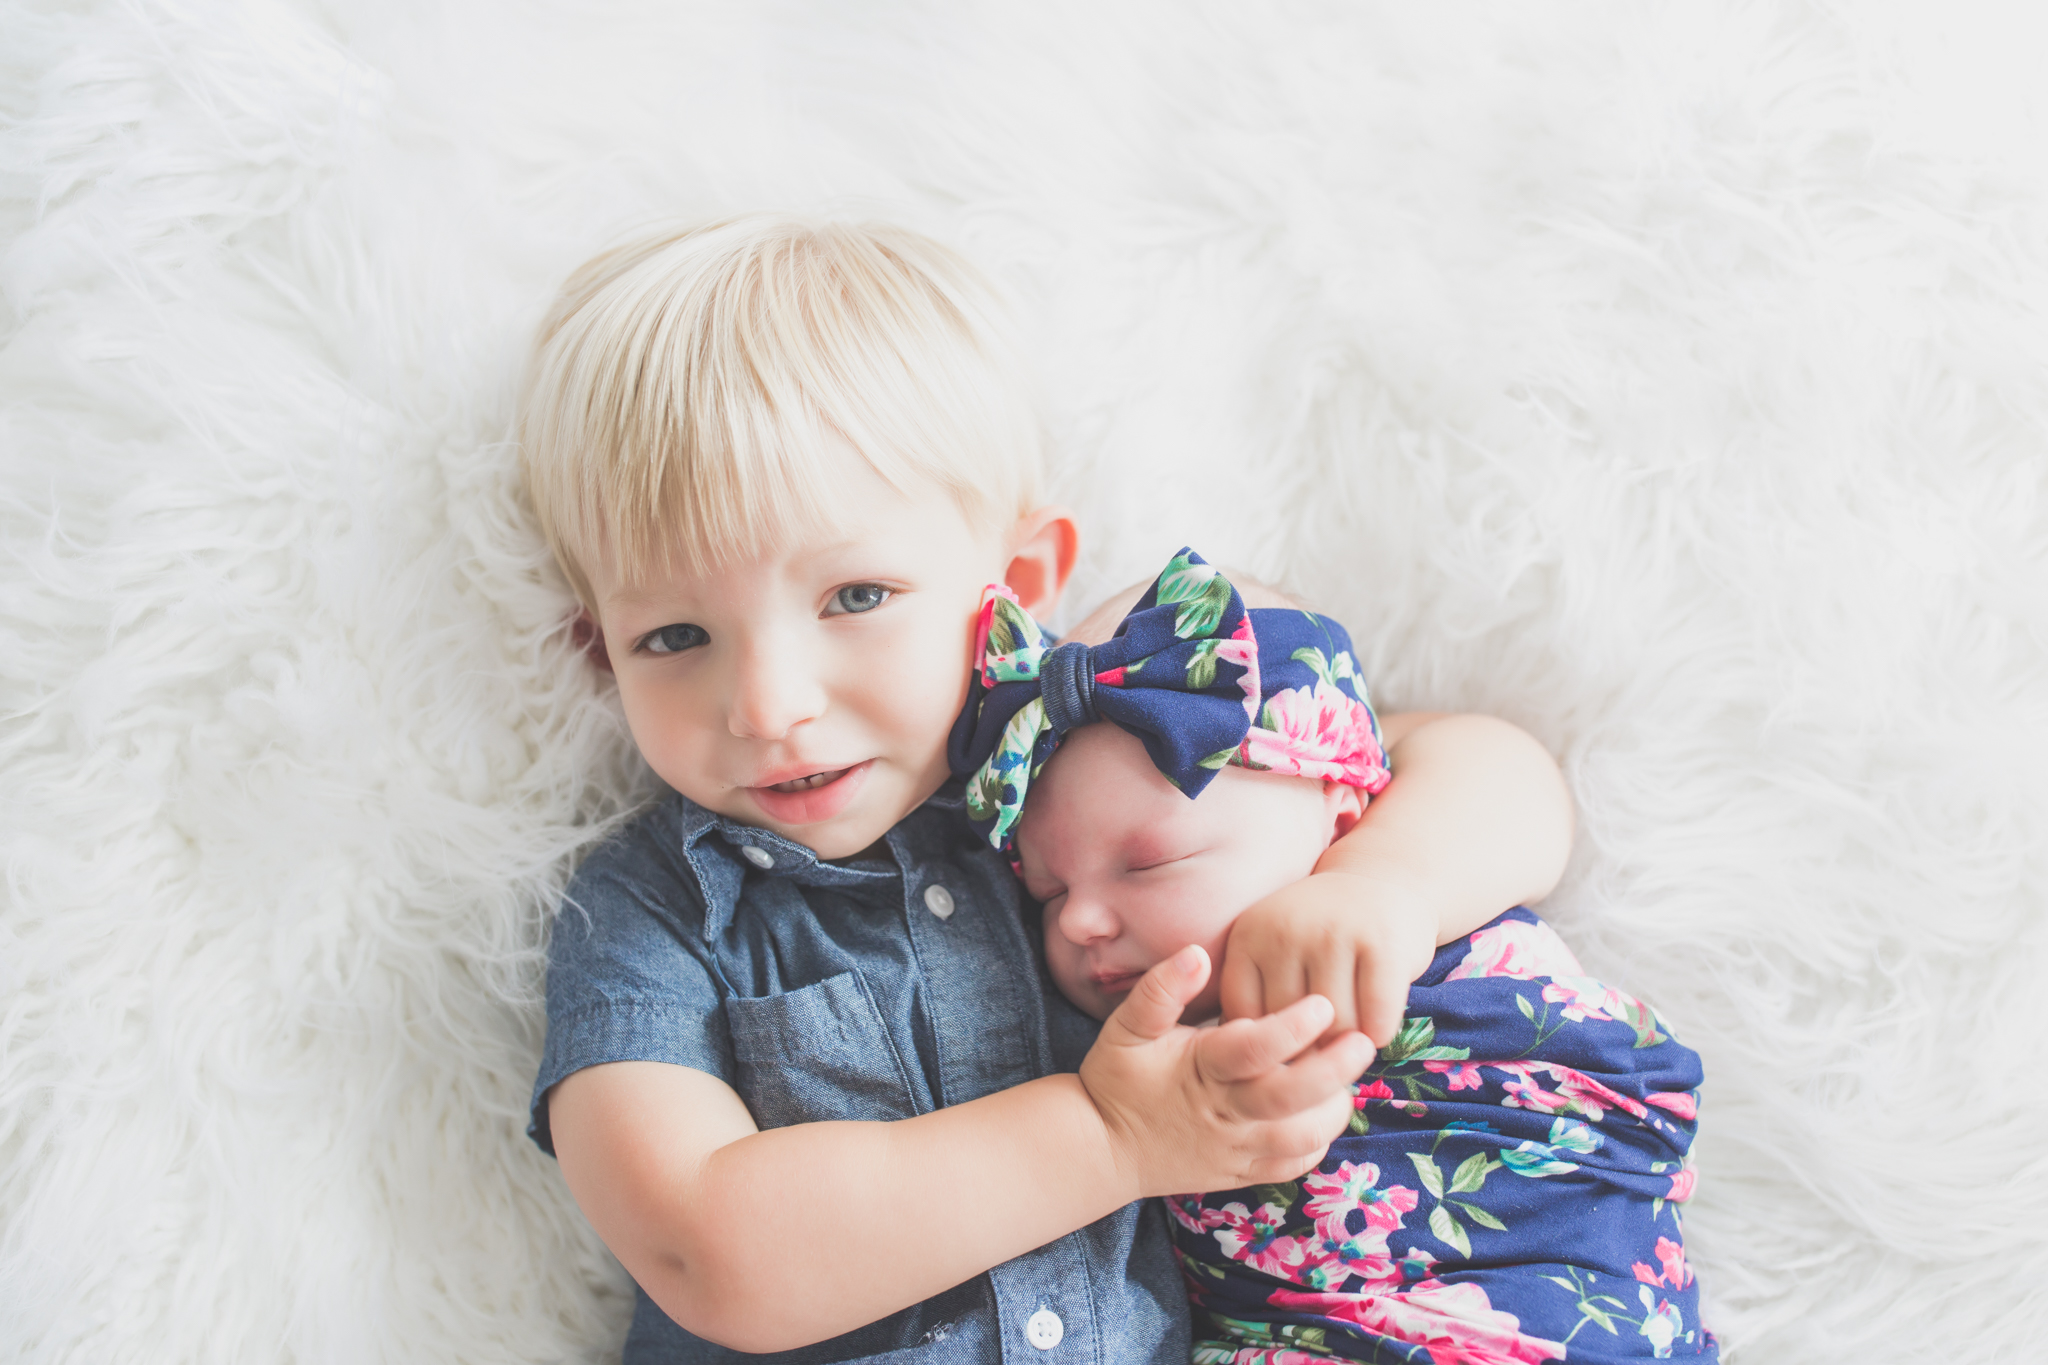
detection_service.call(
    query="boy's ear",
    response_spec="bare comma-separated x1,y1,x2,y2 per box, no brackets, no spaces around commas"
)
1003,505,1080,617
1325,779,1368,843
572,610,614,674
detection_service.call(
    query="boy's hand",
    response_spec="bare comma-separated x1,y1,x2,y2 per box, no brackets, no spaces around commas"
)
1218,869,1437,1050
1080,945,1373,1198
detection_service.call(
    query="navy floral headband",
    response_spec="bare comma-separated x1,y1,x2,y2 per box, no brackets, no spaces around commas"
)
945,548,1392,853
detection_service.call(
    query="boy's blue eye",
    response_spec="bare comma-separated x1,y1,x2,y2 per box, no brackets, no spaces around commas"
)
641,623,709,655
827,584,891,616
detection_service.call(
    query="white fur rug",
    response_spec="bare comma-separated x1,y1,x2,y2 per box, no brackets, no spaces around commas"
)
6,2,2046,1361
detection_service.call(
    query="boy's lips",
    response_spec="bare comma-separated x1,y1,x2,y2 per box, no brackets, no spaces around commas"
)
747,760,873,825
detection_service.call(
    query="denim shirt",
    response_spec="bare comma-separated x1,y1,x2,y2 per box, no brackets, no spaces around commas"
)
529,785,1190,1365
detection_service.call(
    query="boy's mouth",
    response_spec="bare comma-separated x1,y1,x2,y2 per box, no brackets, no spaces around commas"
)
747,760,873,825
768,768,851,792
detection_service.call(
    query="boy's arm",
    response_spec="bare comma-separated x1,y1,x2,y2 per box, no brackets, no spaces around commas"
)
1219,712,1574,1049
550,946,1370,1353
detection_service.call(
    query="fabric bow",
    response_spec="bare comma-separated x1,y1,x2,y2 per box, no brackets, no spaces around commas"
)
946,547,1391,853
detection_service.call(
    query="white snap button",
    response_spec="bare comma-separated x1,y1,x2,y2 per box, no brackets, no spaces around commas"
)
923,884,955,919
738,845,775,870
1025,1308,1063,1349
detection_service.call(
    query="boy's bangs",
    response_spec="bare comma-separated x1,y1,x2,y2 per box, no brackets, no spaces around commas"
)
523,217,1040,604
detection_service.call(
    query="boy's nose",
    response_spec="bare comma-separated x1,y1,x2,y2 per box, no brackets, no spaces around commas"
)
725,637,829,741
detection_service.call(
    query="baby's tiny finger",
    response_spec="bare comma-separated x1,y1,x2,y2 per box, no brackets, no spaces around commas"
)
1216,948,1265,1025
1358,955,1409,1053
1306,956,1361,1039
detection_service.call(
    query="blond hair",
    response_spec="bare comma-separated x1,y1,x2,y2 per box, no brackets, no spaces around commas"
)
521,215,1044,607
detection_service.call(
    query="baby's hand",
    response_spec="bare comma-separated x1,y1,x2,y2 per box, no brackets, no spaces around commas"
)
1079,945,1373,1197
1218,870,1437,1050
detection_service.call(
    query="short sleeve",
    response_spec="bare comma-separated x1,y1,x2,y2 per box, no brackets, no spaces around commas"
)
527,825,733,1156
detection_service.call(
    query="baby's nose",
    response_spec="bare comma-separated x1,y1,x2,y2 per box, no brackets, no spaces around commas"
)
1056,893,1119,944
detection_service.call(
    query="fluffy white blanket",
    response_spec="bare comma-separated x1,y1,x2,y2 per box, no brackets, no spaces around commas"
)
5,3,2044,1361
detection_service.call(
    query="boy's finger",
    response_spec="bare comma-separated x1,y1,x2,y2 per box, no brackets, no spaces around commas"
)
1227,1030,1374,1120
1236,1090,1358,1179
1197,994,1335,1082
1104,945,1209,1044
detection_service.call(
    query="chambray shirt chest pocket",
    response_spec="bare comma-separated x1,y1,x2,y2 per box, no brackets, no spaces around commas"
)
727,970,920,1127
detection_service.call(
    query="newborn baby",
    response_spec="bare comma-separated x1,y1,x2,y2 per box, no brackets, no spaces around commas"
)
951,550,1716,1365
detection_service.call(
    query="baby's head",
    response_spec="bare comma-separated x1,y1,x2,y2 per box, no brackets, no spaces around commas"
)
950,554,1390,1021
521,215,1074,857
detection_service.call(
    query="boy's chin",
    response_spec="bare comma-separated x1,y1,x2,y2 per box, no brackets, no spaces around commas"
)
724,766,934,862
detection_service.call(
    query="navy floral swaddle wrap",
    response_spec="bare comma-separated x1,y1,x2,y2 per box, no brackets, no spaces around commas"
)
1171,907,1715,1364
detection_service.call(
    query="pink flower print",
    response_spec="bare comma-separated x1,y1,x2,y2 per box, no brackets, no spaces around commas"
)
1266,1282,1568,1364
1210,1201,1314,1280
1425,1059,1485,1091
1646,1091,1698,1120
1667,1167,1698,1204
1355,1077,1395,1103
1539,1062,1648,1122
1290,1247,1362,1294
1655,1236,1694,1289
1540,974,1634,1024
1494,1065,1569,1116
1302,1161,1383,1226
1631,1237,1694,1291
1448,919,1585,982
1239,681,1390,789
1217,613,1262,724
1166,1194,1225,1237
1303,1163,1418,1250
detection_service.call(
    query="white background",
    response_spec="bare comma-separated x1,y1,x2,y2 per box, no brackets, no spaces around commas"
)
4,2,2046,1360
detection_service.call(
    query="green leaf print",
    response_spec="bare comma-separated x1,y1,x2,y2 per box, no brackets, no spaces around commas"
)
984,647,1046,684
1621,996,1669,1049
1154,550,1214,607
1515,992,1536,1021
1184,638,1220,689
1449,1152,1498,1195
1458,1200,1507,1232
1196,747,1238,770
985,597,1032,657
1289,645,1337,690
1250,1181,1301,1213
1407,1152,1445,1200
1428,1204,1470,1256
1381,1015,1472,1065
1175,576,1232,639
965,763,1005,821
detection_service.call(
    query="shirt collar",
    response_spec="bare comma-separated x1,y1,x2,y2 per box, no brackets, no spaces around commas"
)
664,782,971,940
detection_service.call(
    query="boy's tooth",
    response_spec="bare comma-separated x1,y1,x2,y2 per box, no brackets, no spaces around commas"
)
769,767,845,792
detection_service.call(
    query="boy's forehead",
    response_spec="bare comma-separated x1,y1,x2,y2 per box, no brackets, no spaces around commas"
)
590,468,990,604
